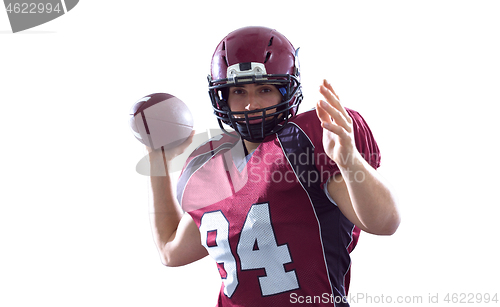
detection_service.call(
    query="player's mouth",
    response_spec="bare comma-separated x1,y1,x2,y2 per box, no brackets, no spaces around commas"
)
248,118,263,124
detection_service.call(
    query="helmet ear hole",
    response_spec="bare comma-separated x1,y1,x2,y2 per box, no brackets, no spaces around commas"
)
219,88,229,102
264,52,271,63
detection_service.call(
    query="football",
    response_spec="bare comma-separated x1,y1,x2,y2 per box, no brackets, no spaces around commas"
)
129,93,194,150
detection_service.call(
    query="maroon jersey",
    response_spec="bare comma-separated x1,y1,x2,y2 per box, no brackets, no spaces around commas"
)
177,109,380,306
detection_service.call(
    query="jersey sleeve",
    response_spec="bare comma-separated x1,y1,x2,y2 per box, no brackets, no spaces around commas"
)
176,132,242,212
311,108,381,187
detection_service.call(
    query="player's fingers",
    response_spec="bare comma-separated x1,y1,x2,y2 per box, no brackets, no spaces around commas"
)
315,101,333,125
323,79,340,101
322,121,350,143
319,85,344,119
170,130,196,156
319,100,352,133
182,130,196,147
321,80,352,124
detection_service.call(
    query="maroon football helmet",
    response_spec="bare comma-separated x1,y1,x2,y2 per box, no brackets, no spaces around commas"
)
208,26,303,142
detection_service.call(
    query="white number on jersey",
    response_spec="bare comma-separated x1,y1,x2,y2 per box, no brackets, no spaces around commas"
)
199,203,299,298
237,203,299,296
199,211,238,297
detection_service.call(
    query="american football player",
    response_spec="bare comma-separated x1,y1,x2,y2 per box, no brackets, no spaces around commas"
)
147,26,400,307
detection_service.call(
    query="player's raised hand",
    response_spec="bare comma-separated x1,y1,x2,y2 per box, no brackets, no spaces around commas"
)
315,80,357,168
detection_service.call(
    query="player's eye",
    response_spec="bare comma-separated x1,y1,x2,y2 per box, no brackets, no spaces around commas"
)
260,86,273,93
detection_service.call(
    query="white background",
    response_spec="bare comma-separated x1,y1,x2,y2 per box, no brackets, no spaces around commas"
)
1,1,499,306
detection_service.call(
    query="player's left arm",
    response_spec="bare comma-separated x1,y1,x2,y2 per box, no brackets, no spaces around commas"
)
316,79,401,235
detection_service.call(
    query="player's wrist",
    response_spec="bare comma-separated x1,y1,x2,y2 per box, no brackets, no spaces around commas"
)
148,148,171,175
336,150,365,173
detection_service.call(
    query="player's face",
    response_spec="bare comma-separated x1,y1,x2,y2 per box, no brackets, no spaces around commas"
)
227,83,282,122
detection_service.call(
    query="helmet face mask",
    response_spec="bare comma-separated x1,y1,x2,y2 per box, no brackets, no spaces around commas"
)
208,26,303,143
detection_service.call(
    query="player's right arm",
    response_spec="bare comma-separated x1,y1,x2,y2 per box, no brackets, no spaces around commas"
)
147,134,208,267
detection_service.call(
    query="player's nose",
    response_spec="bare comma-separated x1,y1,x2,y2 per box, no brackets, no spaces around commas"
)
245,93,262,111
